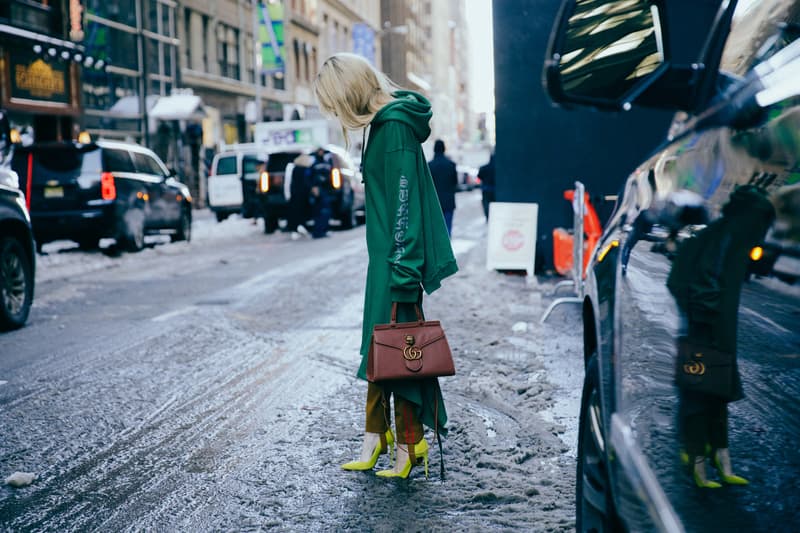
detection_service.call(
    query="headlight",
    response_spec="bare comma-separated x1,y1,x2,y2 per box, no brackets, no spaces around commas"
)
750,246,764,261
331,167,342,189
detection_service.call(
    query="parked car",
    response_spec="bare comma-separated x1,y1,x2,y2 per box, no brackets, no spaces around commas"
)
207,147,265,222
0,110,34,330
456,164,480,192
255,144,365,233
12,140,192,252
545,0,800,531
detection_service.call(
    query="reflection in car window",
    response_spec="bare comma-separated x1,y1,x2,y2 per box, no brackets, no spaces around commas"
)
215,156,237,175
720,0,800,77
102,149,136,173
133,152,164,177
267,152,301,172
558,0,663,99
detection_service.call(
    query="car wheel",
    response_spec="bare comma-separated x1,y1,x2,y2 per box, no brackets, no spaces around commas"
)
171,209,191,242
0,236,33,331
215,212,229,223
576,354,621,532
264,214,279,234
120,208,145,252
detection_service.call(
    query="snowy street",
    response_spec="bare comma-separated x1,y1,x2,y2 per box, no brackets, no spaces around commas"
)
0,191,582,530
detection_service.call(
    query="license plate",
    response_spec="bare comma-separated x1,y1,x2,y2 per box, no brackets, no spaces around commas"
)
44,186,64,198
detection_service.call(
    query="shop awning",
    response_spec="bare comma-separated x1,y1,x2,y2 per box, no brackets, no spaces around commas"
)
149,95,205,121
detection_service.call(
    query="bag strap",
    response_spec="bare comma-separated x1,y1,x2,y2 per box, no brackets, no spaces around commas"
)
390,302,424,324
435,380,445,480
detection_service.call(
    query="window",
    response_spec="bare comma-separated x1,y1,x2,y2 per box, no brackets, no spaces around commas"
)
215,156,237,175
218,23,241,80
184,8,192,69
103,149,136,173
133,152,166,177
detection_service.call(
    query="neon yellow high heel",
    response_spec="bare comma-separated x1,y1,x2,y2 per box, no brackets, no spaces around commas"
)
692,457,721,489
341,430,395,471
376,438,429,479
713,449,749,485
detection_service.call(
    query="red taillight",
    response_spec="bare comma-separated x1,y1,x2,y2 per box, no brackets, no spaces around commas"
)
101,171,116,200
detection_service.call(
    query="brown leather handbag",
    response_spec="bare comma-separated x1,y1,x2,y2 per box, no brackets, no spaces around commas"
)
366,303,455,382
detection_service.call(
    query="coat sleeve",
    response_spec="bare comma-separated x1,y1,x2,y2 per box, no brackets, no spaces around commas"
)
384,147,425,302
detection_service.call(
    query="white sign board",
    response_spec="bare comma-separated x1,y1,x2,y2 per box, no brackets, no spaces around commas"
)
486,202,539,276
253,119,329,150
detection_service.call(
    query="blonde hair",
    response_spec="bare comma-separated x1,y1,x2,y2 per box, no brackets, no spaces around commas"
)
313,53,397,144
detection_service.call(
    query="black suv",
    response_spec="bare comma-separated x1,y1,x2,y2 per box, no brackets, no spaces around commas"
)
12,141,192,252
254,145,364,233
0,111,34,330
545,0,800,531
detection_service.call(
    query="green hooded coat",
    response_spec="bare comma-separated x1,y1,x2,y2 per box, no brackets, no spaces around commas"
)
357,91,458,434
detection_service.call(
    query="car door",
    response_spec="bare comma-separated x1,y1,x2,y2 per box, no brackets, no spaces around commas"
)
208,154,243,209
130,150,168,228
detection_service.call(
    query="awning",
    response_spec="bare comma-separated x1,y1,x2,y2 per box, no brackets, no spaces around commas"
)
149,94,205,121
109,95,159,117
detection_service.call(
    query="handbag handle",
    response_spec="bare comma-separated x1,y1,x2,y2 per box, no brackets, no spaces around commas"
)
390,302,424,324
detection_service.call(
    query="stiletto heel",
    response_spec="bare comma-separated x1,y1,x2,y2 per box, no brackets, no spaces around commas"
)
713,449,749,485
341,430,395,471
376,438,429,479
692,457,721,489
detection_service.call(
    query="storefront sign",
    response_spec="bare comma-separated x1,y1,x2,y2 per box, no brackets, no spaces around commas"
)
486,202,539,276
11,56,70,104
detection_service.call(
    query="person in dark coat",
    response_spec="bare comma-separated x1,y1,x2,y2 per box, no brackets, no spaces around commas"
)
427,139,458,236
287,154,314,236
309,147,334,238
667,185,775,488
478,152,496,221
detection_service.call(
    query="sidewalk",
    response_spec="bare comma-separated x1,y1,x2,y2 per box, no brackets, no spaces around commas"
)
326,215,585,531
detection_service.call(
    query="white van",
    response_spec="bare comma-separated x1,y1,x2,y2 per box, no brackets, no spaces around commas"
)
207,148,266,222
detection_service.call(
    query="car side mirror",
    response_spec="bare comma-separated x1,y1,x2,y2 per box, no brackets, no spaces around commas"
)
544,0,668,110
167,167,177,178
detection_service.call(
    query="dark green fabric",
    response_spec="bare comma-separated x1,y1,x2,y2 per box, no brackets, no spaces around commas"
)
357,91,458,435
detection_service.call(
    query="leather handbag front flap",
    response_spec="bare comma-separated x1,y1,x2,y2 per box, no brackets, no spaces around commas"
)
372,321,444,350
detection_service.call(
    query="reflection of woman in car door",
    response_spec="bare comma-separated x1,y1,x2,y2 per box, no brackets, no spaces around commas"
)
667,185,775,488
314,53,458,478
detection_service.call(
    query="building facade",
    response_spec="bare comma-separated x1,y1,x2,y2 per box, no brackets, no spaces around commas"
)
0,0,85,143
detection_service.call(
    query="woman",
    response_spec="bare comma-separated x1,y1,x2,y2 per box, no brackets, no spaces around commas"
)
313,53,458,478
667,185,775,487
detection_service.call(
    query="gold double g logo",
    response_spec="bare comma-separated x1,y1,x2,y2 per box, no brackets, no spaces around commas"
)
403,335,422,361
683,361,706,375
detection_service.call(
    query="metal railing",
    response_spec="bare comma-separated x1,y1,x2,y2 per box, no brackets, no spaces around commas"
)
540,180,586,324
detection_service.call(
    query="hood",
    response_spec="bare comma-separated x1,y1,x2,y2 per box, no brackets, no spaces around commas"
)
372,90,432,143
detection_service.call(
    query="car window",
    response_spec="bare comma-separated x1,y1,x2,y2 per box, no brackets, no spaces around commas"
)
102,148,136,173
132,152,166,177
242,156,264,174
215,155,237,175
267,152,301,172
12,146,103,183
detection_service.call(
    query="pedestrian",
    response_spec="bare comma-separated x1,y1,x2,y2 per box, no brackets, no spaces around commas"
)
313,53,458,478
428,139,458,236
666,185,775,488
309,147,334,238
287,153,314,238
478,152,496,221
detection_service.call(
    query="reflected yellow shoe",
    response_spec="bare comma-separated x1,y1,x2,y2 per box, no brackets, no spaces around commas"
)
692,457,721,489
376,438,429,479
714,449,749,485
341,430,394,471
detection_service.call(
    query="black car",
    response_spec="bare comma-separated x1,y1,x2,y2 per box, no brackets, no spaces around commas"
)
0,112,34,331
545,0,800,531
12,140,193,252
255,144,365,233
